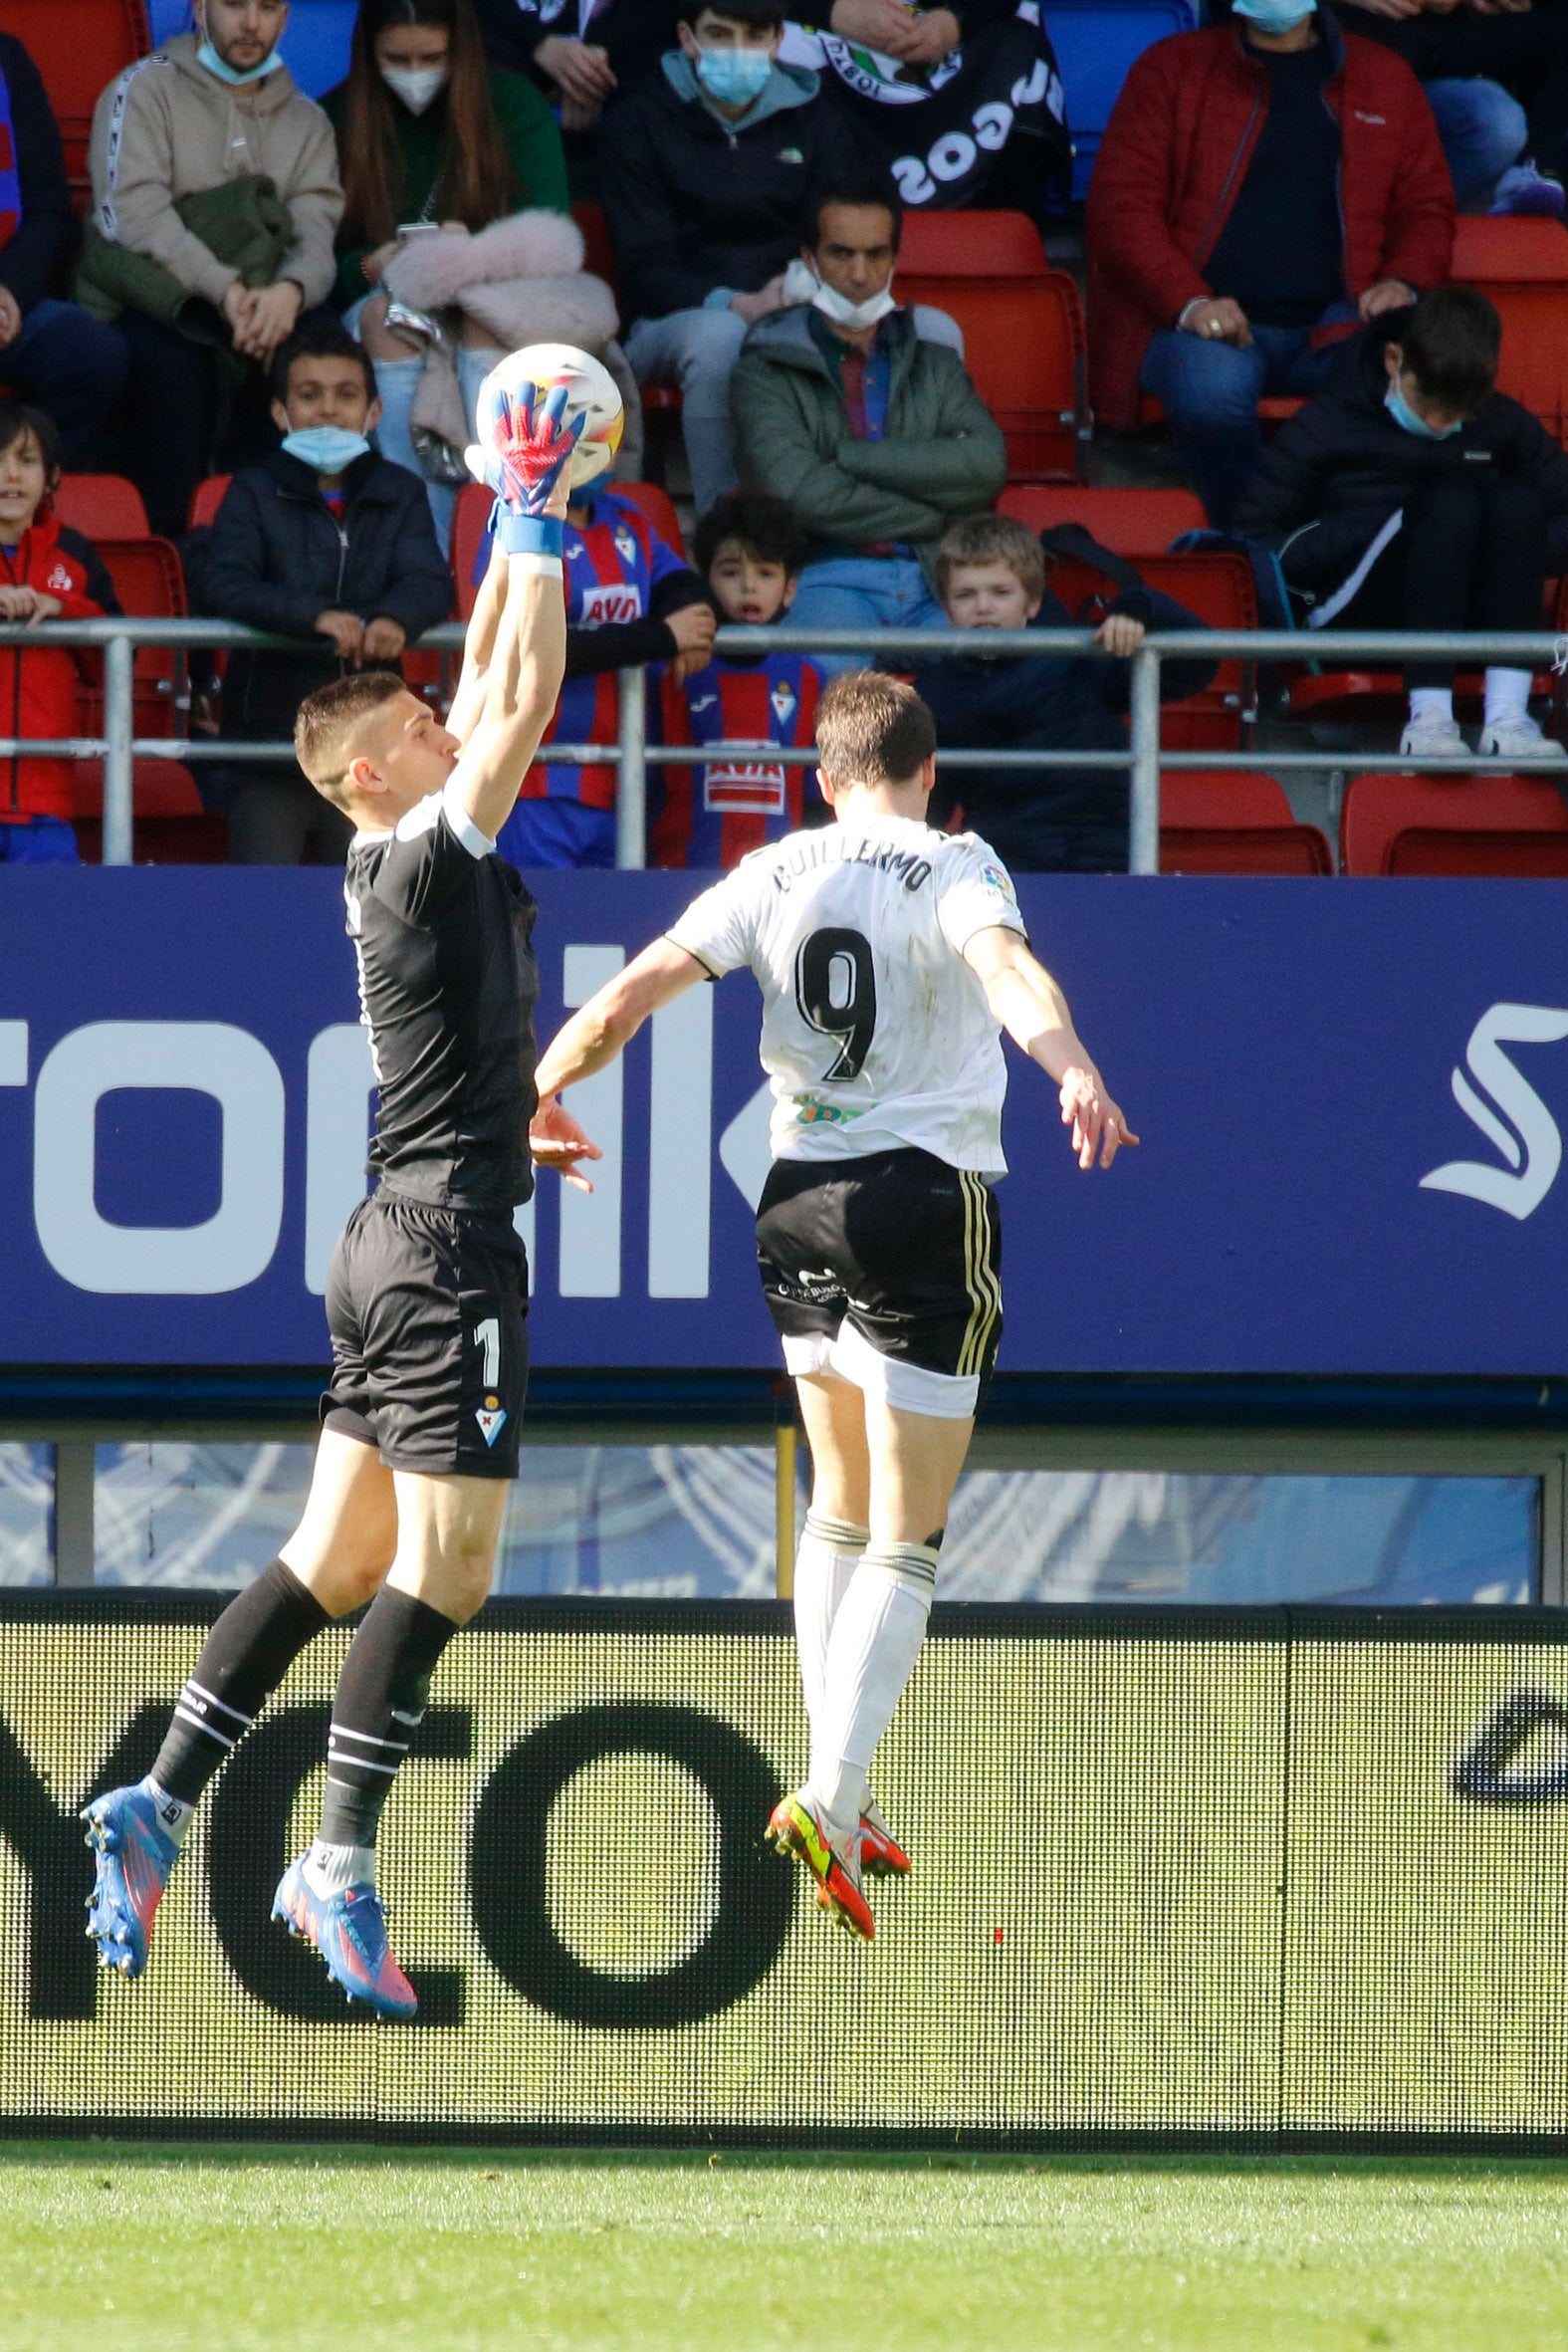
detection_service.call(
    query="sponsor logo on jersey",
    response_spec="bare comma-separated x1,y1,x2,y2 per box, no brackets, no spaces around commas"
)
690,694,718,714
791,1092,866,1126
476,1406,508,1447
578,582,643,626
705,754,787,818
46,567,74,594
980,862,1015,897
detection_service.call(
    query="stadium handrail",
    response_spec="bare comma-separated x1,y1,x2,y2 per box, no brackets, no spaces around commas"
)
4,617,1567,871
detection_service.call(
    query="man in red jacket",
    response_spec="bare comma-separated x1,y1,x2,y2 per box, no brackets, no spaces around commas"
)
0,401,120,862
1086,0,1454,526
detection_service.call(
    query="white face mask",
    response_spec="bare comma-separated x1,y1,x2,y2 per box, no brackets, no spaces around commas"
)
784,255,899,333
381,63,449,115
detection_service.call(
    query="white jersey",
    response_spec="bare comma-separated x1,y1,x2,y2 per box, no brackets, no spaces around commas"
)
666,815,1027,1174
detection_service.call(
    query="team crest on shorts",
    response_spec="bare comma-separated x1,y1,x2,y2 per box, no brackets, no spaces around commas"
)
475,1402,507,1447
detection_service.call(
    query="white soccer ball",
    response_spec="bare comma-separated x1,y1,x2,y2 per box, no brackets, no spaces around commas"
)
469,342,624,492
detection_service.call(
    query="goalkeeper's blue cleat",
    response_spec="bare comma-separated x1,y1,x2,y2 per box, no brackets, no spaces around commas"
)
272,1854,417,2020
82,1783,179,1979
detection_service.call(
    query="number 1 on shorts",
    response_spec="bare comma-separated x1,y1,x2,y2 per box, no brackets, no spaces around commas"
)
474,1316,501,1389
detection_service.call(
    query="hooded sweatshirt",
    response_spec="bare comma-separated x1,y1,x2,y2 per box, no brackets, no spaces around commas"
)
87,31,342,314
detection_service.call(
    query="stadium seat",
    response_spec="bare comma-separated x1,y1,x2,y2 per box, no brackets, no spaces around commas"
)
187,474,232,533
275,0,356,100
1341,769,1568,874
999,484,1207,554
0,0,148,209
70,753,225,864
77,535,185,743
1045,545,1258,748
55,474,150,542
1044,0,1198,201
1160,768,1334,873
1138,392,1304,430
894,223,1086,480
1452,215,1568,441
573,202,617,291
898,210,1047,278
615,478,687,560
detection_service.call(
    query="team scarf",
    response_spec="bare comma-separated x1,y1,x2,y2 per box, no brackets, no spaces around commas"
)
0,64,23,255
782,4,1071,213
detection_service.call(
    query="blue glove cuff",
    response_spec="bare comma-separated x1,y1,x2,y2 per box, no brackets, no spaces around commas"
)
498,512,564,558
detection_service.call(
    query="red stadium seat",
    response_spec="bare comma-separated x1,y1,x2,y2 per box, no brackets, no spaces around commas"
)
999,484,1207,554
894,264,1087,481
187,474,232,533
1138,393,1304,430
899,209,1048,279
55,473,150,541
1452,215,1568,441
1160,769,1333,873
572,201,617,292
1341,769,1568,874
71,755,226,864
76,535,185,743
614,477,686,560
0,0,148,211
1045,545,1258,749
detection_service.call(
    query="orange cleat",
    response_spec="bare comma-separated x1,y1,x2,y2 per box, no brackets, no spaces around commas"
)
858,1795,911,1879
768,1790,875,1941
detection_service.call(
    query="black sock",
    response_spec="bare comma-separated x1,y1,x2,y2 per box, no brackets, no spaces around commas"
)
318,1587,459,1850
150,1557,332,1806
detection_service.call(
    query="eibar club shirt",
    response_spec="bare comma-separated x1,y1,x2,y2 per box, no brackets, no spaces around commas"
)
655,650,822,868
344,774,542,1210
666,815,1027,1175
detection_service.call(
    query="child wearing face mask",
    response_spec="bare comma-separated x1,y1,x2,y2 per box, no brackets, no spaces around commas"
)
1233,284,1568,760
185,322,452,863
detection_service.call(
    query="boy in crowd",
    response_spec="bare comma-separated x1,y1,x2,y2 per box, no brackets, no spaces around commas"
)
0,402,120,864
493,480,716,867
908,514,1215,873
653,488,821,868
1233,284,1568,761
187,322,451,864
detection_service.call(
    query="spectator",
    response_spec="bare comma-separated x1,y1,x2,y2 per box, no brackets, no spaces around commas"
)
1086,2,1454,529
1324,0,1568,217
654,488,822,866
786,3,1072,224
0,36,127,468
733,176,1008,671
83,0,343,540
489,481,717,867
598,1,860,516
326,0,569,540
1233,286,1568,761
474,1,686,139
184,321,451,862
0,402,120,866
909,513,1216,872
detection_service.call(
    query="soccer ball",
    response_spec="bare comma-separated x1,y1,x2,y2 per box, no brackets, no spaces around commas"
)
470,343,624,492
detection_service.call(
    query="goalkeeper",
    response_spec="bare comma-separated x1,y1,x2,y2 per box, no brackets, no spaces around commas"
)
83,374,601,2020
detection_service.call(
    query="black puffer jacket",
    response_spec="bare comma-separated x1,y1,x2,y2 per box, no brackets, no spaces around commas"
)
187,447,452,742
599,56,860,324
1233,311,1568,594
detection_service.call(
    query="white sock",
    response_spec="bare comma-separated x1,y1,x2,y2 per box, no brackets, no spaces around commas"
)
141,1775,194,1847
806,1541,939,1838
303,1839,376,1898
1409,687,1454,727
792,1512,868,1740
1483,667,1532,729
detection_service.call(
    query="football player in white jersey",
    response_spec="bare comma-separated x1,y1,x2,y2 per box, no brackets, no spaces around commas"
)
532,672,1137,1941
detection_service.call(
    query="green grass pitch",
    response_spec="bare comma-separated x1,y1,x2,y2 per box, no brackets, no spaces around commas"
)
2,2146,1566,2351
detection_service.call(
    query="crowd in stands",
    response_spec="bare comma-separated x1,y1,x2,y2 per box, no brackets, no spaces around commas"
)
0,0,1562,874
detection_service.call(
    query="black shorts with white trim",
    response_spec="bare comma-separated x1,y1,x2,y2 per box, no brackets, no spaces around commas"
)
321,1187,529,1479
755,1146,1003,1419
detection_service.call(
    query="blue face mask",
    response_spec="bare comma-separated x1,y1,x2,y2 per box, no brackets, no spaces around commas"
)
695,45,774,107
283,425,372,475
196,37,281,86
1232,0,1316,31
1385,379,1461,442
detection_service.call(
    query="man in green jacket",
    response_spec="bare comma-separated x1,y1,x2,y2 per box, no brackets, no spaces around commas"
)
731,173,1008,673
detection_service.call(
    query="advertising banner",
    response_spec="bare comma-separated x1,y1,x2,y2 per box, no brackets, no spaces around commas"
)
2,871,1568,1373
2,1598,1566,2143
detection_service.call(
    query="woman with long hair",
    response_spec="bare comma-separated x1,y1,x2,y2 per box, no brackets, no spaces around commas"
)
324,0,568,536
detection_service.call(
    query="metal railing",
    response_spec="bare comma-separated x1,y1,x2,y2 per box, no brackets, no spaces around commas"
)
6,617,1567,873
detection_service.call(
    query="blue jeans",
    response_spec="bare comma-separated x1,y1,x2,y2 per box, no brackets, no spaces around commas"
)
787,556,947,679
3,299,127,468
1424,76,1527,208
497,797,617,869
1141,304,1356,527
0,814,79,862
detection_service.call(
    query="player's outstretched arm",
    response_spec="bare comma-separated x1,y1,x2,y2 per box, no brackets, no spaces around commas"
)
964,924,1140,1170
530,937,710,1192
448,382,581,841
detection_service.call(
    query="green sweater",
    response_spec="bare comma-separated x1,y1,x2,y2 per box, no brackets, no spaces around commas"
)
326,70,569,309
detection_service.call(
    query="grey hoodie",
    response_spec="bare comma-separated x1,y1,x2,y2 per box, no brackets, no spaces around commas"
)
88,32,342,312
